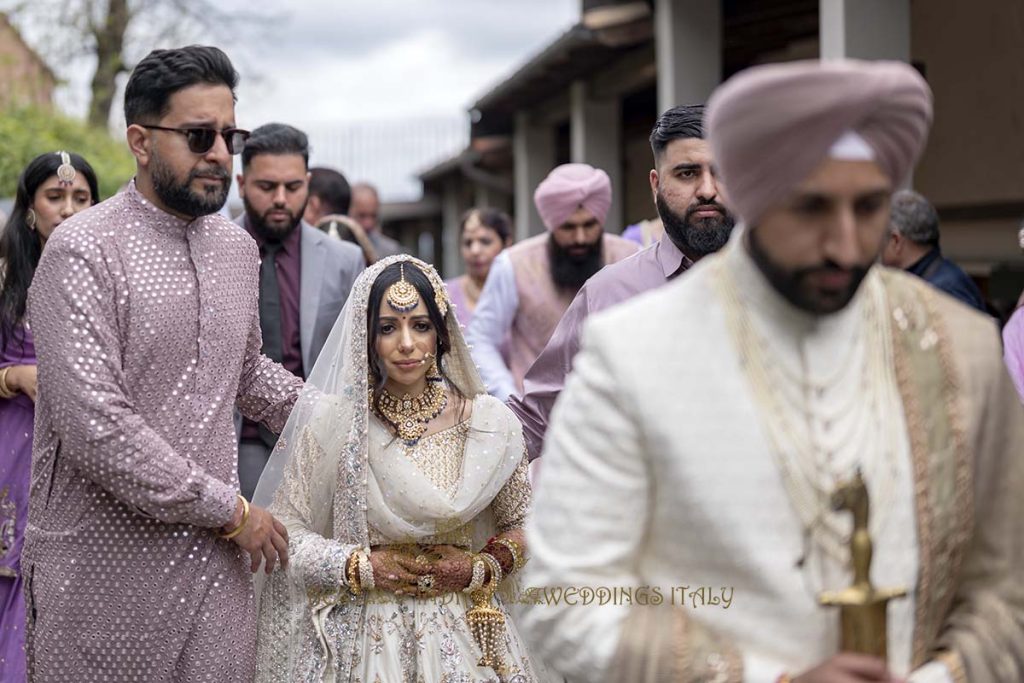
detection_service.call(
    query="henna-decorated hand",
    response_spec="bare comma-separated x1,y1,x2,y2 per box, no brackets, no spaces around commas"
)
369,546,431,595
416,545,475,596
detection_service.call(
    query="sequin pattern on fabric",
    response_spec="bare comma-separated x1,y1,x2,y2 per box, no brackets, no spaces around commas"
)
23,182,303,682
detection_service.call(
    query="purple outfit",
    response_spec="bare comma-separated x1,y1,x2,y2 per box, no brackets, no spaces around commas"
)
508,237,692,461
621,223,644,245
1004,307,1024,402
445,276,475,329
0,326,34,682
24,182,303,682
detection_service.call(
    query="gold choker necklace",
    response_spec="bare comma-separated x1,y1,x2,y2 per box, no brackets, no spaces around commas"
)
374,381,448,445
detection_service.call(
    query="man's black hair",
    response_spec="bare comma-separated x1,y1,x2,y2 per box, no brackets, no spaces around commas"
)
649,104,705,159
309,167,352,215
124,45,239,125
241,123,310,169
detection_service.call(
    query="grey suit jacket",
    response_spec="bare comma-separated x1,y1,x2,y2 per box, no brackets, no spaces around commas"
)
235,215,366,375
297,222,366,371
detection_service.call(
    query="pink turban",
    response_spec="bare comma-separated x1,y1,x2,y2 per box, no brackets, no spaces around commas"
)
705,59,933,226
534,163,612,231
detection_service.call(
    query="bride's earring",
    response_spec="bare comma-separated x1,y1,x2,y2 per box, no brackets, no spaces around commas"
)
426,353,442,382
26,209,37,231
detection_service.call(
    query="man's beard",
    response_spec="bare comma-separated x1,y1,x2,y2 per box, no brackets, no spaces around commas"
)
151,151,230,218
657,191,734,258
548,233,603,291
747,227,872,315
243,195,305,242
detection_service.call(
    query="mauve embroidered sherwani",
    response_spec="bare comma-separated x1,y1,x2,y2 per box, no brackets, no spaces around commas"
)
23,182,303,682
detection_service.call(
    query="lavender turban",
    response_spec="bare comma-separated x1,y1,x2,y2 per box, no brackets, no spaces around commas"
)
705,59,933,226
534,163,612,231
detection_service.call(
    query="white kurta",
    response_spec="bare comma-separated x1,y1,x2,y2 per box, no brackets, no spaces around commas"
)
522,234,951,682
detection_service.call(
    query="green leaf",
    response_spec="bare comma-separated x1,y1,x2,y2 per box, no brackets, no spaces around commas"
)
0,105,135,200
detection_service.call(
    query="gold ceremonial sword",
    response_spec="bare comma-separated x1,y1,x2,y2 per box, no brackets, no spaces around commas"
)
818,470,906,659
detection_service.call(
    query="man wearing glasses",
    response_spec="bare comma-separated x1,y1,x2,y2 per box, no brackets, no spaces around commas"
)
24,45,302,681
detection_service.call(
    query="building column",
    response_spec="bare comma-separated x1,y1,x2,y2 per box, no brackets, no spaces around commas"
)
654,0,722,115
569,80,624,232
473,184,493,209
820,0,910,61
440,178,462,278
513,111,553,240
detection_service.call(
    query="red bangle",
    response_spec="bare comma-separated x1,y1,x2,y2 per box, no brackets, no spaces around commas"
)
482,543,514,575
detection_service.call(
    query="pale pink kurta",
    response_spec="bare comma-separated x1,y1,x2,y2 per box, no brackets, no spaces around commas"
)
506,232,637,394
509,237,692,461
24,182,303,682
1004,306,1024,402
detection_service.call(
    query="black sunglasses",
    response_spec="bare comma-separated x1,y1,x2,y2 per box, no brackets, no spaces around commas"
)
141,125,250,155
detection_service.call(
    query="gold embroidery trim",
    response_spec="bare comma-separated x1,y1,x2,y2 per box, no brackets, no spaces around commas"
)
936,650,967,683
883,272,974,666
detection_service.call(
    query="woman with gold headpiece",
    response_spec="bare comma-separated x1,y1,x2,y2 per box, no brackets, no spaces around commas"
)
0,151,99,682
252,255,544,682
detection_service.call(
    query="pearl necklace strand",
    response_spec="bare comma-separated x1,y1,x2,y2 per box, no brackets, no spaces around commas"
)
715,259,903,568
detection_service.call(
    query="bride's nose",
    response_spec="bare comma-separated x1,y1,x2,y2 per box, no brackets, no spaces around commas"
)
398,325,415,352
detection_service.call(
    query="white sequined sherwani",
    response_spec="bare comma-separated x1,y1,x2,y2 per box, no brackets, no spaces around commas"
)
23,182,304,682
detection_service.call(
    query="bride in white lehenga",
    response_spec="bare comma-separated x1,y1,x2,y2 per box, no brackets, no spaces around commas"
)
253,255,543,682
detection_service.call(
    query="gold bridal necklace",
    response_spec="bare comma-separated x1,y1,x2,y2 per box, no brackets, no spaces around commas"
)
375,381,448,445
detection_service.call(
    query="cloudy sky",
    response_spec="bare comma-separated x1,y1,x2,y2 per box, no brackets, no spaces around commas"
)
228,0,580,198
9,0,580,199
229,0,578,127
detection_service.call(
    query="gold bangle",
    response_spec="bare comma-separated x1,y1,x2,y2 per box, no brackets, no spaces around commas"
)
478,552,503,594
219,494,250,540
357,550,375,591
0,367,15,399
464,554,487,593
346,551,362,596
494,538,526,572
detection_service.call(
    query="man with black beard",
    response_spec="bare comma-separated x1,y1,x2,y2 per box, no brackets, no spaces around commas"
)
234,123,365,499
468,163,637,401
508,105,734,464
525,59,1024,683
24,46,301,680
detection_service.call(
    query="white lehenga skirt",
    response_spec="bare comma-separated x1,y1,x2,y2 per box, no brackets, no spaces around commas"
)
350,590,538,683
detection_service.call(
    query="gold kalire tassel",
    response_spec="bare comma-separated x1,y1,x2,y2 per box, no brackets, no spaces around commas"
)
466,591,507,672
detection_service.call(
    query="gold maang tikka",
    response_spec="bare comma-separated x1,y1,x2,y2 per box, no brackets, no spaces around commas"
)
386,263,421,313
387,262,450,318
55,151,76,187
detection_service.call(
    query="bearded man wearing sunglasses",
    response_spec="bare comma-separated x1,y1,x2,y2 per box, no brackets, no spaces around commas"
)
23,45,303,682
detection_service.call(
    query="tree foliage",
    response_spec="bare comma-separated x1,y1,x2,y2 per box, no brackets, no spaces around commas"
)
0,105,135,200
2,0,275,129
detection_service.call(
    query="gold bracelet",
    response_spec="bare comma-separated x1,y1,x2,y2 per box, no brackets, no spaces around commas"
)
357,549,375,591
494,538,526,572
463,554,486,593
346,551,362,595
478,552,503,594
0,367,15,399
219,494,250,540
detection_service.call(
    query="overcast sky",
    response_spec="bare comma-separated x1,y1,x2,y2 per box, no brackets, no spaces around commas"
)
228,0,579,128
17,0,579,128
9,0,580,199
